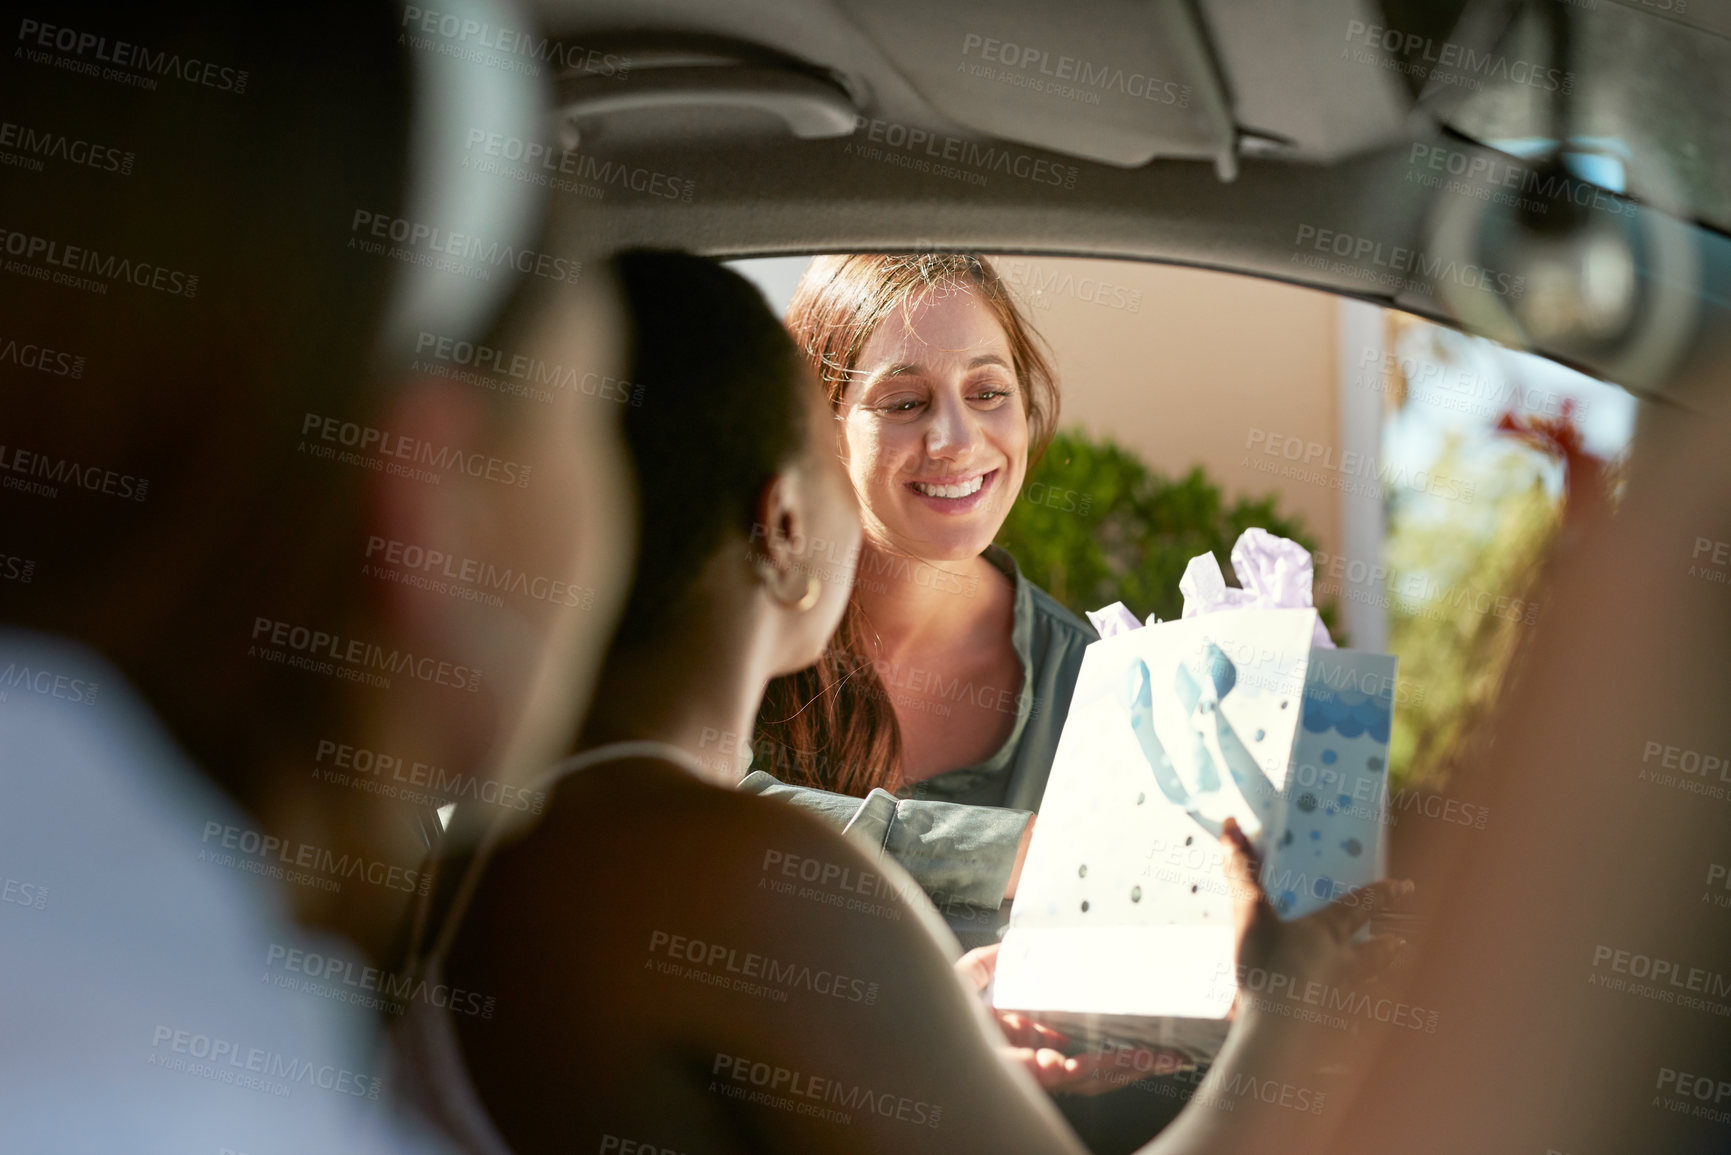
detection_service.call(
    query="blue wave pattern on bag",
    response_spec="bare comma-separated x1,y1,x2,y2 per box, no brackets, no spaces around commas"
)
1267,650,1399,918
1300,681,1393,743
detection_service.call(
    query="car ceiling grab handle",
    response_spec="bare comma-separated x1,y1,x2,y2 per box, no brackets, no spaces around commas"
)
557,65,858,141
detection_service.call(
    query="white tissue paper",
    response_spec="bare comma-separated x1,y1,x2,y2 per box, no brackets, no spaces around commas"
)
1162,528,1335,649
1084,602,1144,638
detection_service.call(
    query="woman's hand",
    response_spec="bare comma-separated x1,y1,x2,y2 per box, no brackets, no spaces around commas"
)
1143,826,1414,1155
1218,816,1412,1014
954,944,1191,1096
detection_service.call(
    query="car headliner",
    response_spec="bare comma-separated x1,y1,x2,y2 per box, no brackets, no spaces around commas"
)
527,0,1731,408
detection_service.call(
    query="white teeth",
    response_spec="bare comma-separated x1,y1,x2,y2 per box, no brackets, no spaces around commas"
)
914,475,984,499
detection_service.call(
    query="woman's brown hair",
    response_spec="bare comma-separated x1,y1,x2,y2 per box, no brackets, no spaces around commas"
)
753,254,1059,797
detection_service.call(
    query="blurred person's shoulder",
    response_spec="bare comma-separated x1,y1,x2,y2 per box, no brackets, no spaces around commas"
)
0,629,454,1154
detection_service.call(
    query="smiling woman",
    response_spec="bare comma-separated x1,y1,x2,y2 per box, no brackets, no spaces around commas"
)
747,254,1096,946
845,293,1033,558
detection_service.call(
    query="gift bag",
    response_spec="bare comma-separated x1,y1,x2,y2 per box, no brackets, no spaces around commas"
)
990,530,1398,1062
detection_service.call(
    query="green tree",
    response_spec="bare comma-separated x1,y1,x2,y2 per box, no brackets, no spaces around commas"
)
1382,438,1560,793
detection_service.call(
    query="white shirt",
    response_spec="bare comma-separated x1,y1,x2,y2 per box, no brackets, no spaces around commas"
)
0,629,456,1155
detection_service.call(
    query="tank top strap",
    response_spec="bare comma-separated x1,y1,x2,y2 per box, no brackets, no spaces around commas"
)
529,739,708,793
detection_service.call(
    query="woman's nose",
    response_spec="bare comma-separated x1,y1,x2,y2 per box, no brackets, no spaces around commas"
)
924,391,979,459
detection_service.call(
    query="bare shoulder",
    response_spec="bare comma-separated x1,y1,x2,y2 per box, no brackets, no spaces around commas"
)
570,757,956,952
448,753,1077,1155
455,752,966,1058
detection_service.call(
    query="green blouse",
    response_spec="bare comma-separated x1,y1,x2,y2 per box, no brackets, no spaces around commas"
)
739,545,1096,941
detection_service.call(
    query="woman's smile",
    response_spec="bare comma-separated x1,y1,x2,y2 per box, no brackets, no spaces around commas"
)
907,467,998,513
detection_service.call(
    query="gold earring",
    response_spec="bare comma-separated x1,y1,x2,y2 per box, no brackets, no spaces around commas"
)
775,573,821,612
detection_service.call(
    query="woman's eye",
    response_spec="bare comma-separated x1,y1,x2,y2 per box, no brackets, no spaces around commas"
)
878,398,923,413
973,387,1014,403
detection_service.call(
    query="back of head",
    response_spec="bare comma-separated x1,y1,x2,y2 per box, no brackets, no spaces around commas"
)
608,250,808,643
0,2,413,783
0,0,615,815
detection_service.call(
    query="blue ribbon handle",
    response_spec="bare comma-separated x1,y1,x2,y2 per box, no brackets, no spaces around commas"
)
1193,643,1281,832
1128,657,1222,839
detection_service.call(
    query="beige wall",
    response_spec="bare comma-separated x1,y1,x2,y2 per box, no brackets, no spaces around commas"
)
994,255,1343,559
